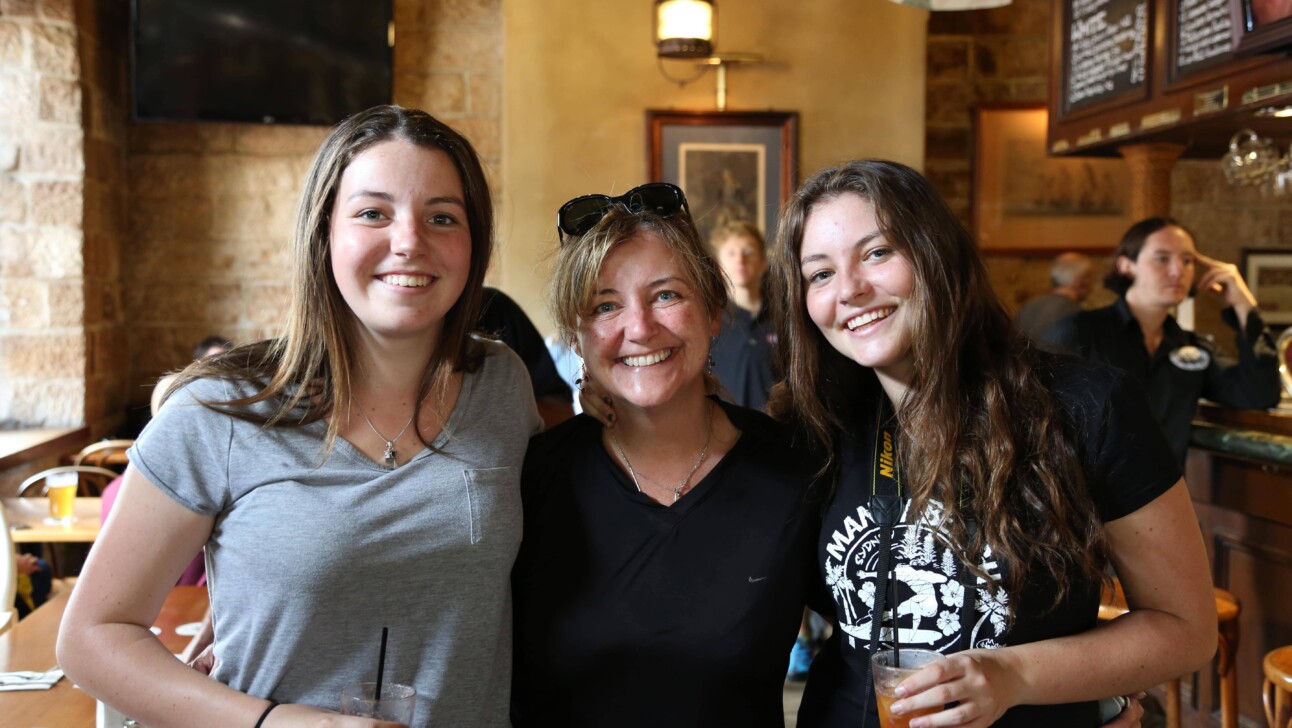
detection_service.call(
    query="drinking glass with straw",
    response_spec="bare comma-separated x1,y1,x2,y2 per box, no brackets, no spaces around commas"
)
340,627,416,724
870,648,945,728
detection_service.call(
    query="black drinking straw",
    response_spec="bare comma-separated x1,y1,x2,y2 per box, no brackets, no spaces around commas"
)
375,627,389,700
890,577,900,667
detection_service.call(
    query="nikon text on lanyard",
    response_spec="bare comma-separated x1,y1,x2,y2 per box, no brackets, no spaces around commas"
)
859,397,980,714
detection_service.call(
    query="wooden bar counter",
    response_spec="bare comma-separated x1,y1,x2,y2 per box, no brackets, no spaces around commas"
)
1185,401,1292,725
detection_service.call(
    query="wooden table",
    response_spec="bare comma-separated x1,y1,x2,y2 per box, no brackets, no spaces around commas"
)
0,427,91,471
3,498,102,543
0,585,208,728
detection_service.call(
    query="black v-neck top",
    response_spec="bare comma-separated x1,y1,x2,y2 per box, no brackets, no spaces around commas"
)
512,399,826,727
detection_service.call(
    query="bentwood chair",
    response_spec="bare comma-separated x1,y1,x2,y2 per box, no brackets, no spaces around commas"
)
1266,646,1292,728
17,466,119,498
0,503,17,634
72,439,133,470
1099,578,1241,728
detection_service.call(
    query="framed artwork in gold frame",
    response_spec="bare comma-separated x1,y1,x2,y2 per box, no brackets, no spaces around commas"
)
973,105,1132,253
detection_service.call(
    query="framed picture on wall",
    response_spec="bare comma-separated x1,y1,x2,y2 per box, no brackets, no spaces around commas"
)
973,105,1132,254
1242,249,1292,324
646,110,798,245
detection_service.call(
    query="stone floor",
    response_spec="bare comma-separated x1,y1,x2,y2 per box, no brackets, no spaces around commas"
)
783,680,804,727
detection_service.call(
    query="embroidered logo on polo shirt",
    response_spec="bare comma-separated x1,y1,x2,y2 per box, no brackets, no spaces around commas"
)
1169,345,1210,371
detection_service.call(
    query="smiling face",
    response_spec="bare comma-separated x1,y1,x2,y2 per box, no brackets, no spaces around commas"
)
1121,224,1197,310
329,139,472,346
577,231,720,412
799,193,917,395
716,232,766,291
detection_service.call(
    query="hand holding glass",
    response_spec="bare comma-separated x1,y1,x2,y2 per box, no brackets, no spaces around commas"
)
340,682,415,724
872,648,946,728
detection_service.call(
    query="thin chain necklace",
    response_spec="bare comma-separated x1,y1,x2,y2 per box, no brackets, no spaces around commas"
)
356,404,415,469
609,402,713,504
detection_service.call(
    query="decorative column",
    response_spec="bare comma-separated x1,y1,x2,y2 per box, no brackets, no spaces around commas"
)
1117,143,1186,219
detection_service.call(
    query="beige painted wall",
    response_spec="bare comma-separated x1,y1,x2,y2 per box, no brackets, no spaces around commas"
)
500,0,929,333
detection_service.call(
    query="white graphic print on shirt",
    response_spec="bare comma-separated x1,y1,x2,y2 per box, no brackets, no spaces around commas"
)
823,497,1009,653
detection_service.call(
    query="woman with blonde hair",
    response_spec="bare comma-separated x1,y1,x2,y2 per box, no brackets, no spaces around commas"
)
58,106,540,728
512,184,822,727
770,160,1214,727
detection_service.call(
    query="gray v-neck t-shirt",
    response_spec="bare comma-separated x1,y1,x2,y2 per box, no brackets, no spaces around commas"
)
129,338,541,727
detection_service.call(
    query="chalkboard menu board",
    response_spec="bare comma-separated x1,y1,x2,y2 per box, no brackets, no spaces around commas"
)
1065,0,1149,113
1175,0,1233,74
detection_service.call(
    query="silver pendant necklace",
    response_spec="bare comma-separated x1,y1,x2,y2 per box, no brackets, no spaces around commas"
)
609,402,713,504
357,406,415,468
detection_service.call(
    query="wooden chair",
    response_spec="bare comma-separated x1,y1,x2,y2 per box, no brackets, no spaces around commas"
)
72,439,133,469
1099,579,1240,728
1266,646,1292,728
0,503,16,634
17,465,119,498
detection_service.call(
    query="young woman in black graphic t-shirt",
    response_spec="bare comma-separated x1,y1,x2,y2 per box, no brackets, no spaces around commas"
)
766,161,1216,728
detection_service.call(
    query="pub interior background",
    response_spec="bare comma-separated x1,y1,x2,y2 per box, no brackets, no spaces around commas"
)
1,0,1290,725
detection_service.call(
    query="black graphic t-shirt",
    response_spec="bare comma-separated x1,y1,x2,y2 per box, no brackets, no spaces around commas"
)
512,399,828,728
797,359,1181,728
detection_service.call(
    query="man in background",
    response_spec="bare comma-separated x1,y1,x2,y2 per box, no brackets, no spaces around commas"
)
1015,252,1094,341
710,221,778,411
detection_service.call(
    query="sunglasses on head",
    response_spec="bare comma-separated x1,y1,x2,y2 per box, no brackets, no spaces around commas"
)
556,183,690,242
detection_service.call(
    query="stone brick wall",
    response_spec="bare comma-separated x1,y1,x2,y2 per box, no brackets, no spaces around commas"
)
923,0,1096,313
1172,160,1292,344
78,0,129,435
0,0,88,427
122,0,504,408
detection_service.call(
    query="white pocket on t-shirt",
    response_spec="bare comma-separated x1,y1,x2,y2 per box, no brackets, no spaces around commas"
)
462,466,521,545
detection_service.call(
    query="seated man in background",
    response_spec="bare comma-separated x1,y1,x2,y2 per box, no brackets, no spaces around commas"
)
14,552,52,619
149,336,232,417
1047,217,1280,465
1015,251,1093,341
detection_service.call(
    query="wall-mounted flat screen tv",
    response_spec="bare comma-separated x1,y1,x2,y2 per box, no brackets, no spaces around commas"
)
131,0,393,125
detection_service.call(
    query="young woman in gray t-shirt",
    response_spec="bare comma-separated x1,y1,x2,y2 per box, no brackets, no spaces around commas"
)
58,106,539,728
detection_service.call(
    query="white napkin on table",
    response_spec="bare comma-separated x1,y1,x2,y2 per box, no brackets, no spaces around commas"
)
0,666,64,691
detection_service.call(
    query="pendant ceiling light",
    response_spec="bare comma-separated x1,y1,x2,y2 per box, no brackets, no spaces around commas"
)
655,0,715,59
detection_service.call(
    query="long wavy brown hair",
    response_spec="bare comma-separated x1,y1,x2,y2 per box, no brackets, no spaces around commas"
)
164,106,493,454
766,160,1108,607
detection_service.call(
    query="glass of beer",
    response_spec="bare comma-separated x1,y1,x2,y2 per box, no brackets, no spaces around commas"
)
45,471,79,524
872,648,945,728
340,682,416,724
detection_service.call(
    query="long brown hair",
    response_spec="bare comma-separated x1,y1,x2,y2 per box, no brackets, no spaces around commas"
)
767,160,1107,607
167,106,493,453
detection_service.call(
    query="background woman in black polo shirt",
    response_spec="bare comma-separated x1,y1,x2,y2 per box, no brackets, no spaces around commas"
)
1046,216,1280,465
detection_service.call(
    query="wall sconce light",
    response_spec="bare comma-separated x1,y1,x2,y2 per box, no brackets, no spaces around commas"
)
654,0,762,111
655,0,714,59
